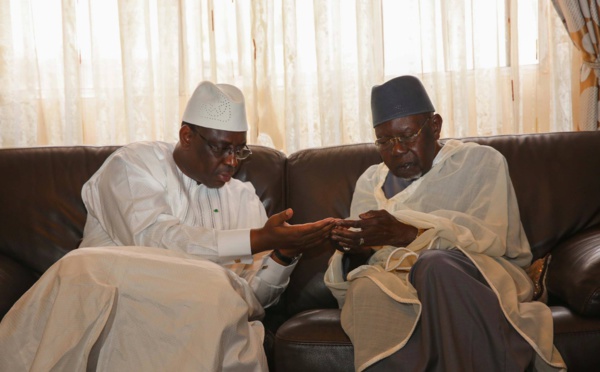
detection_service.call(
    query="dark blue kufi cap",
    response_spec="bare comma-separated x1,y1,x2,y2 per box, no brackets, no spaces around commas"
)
371,75,435,127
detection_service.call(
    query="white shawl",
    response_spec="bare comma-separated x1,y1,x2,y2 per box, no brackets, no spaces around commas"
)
325,140,566,371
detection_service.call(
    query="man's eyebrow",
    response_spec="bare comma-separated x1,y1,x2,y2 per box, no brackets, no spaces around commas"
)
378,130,418,138
211,138,247,147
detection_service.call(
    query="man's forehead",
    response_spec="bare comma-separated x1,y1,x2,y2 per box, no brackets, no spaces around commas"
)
375,116,423,135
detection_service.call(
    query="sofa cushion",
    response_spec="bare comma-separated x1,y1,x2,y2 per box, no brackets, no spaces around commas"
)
0,146,120,274
551,305,600,371
232,145,287,216
0,255,39,317
547,225,600,317
274,309,353,372
463,131,600,261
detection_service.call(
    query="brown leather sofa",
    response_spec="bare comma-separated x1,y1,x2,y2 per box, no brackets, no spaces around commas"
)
1,131,600,371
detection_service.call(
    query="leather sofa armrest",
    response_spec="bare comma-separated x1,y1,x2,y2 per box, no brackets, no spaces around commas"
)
0,253,39,320
546,225,600,317
274,309,353,372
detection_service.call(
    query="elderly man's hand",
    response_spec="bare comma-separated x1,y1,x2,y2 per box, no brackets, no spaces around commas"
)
250,208,336,259
331,209,418,254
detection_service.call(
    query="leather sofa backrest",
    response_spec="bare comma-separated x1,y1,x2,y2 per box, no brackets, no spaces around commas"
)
231,145,288,217
0,145,286,275
2,132,599,319
284,143,382,313
283,131,600,317
464,131,600,260
0,146,120,274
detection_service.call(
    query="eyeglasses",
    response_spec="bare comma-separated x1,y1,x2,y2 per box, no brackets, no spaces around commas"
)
374,115,433,151
191,127,252,160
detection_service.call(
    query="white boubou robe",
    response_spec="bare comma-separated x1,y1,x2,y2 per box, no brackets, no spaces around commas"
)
0,141,294,372
80,141,295,308
325,140,566,372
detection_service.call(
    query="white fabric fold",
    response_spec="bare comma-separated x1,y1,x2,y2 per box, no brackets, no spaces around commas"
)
80,141,295,308
0,246,268,371
325,140,566,371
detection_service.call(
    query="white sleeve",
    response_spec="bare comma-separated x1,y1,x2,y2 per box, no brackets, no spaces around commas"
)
83,147,298,306
81,151,252,262
324,250,349,308
227,251,297,308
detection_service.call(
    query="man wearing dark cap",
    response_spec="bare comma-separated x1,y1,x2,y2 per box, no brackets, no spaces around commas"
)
325,75,566,371
0,81,334,371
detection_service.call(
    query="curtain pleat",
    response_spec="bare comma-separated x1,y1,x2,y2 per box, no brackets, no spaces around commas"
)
552,0,600,130
0,0,578,151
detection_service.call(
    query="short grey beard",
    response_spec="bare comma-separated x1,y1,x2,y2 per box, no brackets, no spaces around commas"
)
401,172,423,182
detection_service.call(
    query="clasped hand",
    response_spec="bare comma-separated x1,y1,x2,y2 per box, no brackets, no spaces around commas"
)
330,209,418,254
251,208,337,257
251,209,418,259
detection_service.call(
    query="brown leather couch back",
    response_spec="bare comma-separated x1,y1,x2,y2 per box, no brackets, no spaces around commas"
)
283,131,600,317
463,131,600,260
2,132,600,321
0,146,119,274
0,145,286,275
285,144,383,313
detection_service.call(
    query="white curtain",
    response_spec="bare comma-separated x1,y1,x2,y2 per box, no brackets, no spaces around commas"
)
552,0,600,131
0,0,575,153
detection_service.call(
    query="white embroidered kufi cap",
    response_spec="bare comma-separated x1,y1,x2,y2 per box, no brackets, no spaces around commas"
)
182,81,248,132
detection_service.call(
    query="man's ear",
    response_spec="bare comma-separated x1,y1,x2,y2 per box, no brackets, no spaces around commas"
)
179,124,193,148
430,114,443,139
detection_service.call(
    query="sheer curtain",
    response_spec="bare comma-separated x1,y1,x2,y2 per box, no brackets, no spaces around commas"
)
0,0,575,152
552,0,600,131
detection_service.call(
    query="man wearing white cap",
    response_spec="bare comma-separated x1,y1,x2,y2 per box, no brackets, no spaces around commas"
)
325,75,566,371
0,81,334,371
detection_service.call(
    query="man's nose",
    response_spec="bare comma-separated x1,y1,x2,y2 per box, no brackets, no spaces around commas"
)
391,138,409,154
223,151,239,167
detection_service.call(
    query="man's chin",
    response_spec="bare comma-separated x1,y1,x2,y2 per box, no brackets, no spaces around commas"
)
391,169,422,181
199,173,232,188
207,180,227,188
196,178,227,188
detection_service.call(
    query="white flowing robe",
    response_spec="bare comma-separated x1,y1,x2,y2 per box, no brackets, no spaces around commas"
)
325,140,566,371
81,141,295,308
0,246,268,371
0,141,292,371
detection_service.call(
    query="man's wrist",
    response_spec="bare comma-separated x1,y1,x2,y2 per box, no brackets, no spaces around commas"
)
271,249,301,266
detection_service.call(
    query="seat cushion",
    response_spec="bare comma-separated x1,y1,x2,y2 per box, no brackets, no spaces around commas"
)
547,225,600,317
274,309,353,372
